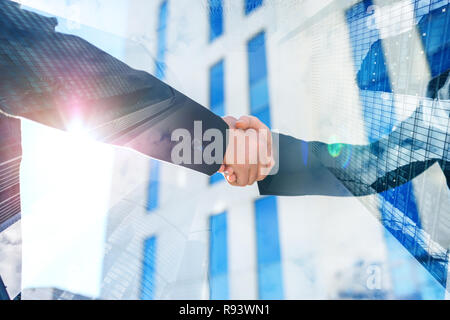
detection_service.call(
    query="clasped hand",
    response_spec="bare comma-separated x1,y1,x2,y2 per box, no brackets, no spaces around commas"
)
218,115,274,186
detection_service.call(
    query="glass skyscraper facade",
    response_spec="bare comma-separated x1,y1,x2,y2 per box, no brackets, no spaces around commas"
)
345,0,449,293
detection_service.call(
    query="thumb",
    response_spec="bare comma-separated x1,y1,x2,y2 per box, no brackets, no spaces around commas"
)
236,115,268,130
222,116,238,128
235,118,250,130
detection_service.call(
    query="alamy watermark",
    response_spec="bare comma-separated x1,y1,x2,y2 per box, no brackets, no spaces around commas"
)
171,121,279,176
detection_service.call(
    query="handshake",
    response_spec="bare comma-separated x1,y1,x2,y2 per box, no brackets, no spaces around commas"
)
218,115,275,187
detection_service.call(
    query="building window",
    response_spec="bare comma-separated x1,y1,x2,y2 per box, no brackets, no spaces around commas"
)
209,60,226,184
254,196,283,299
209,0,223,42
147,1,168,212
209,211,229,299
245,0,263,15
247,31,271,128
155,1,168,79
146,160,160,211
140,236,157,300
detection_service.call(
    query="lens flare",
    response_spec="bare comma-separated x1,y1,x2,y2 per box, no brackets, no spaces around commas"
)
327,135,343,158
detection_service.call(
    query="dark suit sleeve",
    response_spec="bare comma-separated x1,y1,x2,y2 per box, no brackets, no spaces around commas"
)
257,133,354,196
0,2,228,176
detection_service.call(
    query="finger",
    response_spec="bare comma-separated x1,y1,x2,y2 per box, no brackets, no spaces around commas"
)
223,166,234,176
236,167,249,187
247,165,258,186
234,116,251,130
218,164,225,173
256,164,267,181
227,174,237,183
256,171,266,182
257,130,271,167
235,115,268,131
222,116,238,128
256,158,275,181
235,116,272,166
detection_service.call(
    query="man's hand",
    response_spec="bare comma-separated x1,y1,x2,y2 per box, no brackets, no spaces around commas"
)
219,115,274,186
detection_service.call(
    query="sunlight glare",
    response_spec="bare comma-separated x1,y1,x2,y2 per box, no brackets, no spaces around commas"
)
20,119,115,298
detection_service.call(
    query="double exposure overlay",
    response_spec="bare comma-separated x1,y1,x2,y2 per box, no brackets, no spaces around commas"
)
0,0,449,300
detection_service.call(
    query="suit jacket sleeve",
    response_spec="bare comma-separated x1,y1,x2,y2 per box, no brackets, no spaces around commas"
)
257,133,355,196
0,2,228,176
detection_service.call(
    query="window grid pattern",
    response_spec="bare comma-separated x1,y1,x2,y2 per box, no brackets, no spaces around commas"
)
345,0,449,292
